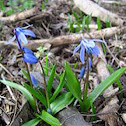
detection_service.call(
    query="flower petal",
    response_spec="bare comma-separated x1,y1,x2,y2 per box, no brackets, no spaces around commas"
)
82,39,95,48
88,57,92,71
80,47,85,64
22,29,36,37
79,67,86,78
92,46,100,56
23,53,38,63
23,47,34,54
73,44,81,55
30,73,39,88
18,32,28,44
6,36,16,44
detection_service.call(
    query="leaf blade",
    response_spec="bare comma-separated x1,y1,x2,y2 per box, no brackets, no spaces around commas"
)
22,118,41,126
38,110,61,126
47,65,56,97
64,62,82,102
50,92,74,114
24,83,47,108
0,80,36,111
87,67,126,109
50,72,66,103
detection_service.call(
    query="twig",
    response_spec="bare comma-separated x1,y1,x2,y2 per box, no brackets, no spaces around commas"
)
1,26,126,50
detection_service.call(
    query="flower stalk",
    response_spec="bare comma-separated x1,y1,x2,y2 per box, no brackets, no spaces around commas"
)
39,60,50,109
15,35,33,87
82,54,89,101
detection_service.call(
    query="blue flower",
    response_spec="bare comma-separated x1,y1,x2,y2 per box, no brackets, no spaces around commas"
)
30,73,39,88
73,38,105,64
22,47,38,64
7,25,36,45
23,47,34,54
79,57,92,78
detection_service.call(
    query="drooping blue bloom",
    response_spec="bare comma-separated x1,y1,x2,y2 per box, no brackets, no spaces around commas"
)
23,47,34,54
79,57,92,78
73,38,105,64
7,25,36,45
79,67,86,78
22,46,38,64
30,73,39,88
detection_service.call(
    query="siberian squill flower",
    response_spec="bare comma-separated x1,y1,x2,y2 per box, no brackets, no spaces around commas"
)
73,38,105,64
30,73,39,88
79,57,92,78
8,25,36,45
22,47,38,64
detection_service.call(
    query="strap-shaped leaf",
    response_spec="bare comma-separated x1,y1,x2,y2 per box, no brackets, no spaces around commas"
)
37,110,61,126
107,64,123,90
65,62,82,102
24,83,47,108
47,65,56,97
86,67,126,110
0,80,36,111
22,118,41,126
50,92,74,114
50,72,66,103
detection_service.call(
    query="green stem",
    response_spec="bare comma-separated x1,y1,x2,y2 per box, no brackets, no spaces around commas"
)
24,62,33,87
83,55,89,101
39,60,50,109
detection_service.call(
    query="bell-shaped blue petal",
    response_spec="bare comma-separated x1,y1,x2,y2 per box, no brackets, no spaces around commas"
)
17,32,28,44
73,44,81,55
30,73,39,88
22,29,36,37
23,53,38,63
80,47,85,64
22,47,34,54
88,57,92,71
91,46,100,56
79,67,86,78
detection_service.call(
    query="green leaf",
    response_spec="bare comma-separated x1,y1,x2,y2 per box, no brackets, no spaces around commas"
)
0,0,5,11
47,65,56,97
72,11,80,21
50,92,74,114
22,69,30,80
24,83,47,108
22,118,41,126
106,16,111,28
97,17,101,30
86,67,126,109
50,72,66,103
37,110,61,126
64,62,82,102
0,80,36,111
107,64,123,90
42,2,45,10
